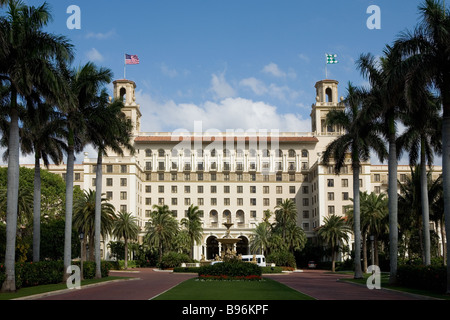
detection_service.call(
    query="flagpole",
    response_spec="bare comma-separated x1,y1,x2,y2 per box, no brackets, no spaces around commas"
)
124,54,126,79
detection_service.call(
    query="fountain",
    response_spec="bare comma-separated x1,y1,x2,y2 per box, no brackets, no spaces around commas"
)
216,219,241,260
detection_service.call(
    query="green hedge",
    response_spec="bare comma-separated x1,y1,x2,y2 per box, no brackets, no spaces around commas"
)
158,252,192,269
198,260,262,280
0,260,113,290
396,264,447,293
266,251,297,269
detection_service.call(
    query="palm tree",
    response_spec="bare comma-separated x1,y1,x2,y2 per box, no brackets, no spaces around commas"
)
73,189,116,262
322,83,387,279
144,204,179,264
0,0,73,292
357,46,406,284
346,192,388,272
394,0,450,292
112,212,140,270
250,222,272,255
180,204,203,259
273,199,297,239
61,62,111,281
81,63,134,278
397,85,442,265
22,102,66,262
316,215,352,273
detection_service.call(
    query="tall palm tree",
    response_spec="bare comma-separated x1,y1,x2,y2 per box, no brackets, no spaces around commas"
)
61,62,111,281
316,215,352,273
357,46,406,284
394,0,450,292
322,83,387,279
22,102,66,262
397,85,442,265
0,0,73,292
81,63,134,278
180,204,203,259
144,204,179,264
73,189,116,262
112,211,140,270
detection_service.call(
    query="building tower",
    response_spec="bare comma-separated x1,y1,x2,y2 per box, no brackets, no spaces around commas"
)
310,79,345,135
113,79,142,137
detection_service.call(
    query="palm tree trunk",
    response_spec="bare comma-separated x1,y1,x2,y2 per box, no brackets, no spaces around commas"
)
124,238,128,269
387,129,398,285
63,134,75,282
331,246,336,272
420,140,431,265
352,163,363,279
1,96,20,293
94,150,103,278
442,115,450,293
32,153,41,262
362,232,368,273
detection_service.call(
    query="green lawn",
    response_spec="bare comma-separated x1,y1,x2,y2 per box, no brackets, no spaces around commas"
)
153,277,315,300
0,276,130,300
339,272,450,300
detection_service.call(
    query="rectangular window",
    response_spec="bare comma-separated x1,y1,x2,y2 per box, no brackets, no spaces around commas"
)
276,186,282,194
327,179,334,187
250,198,256,206
106,178,113,186
120,191,127,200
342,179,348,187
211,198,217,206
263,186,269,194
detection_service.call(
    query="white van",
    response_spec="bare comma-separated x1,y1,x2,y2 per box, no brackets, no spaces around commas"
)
241,255,266,267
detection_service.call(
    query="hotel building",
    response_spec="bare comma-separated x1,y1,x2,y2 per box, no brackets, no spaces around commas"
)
26,78,442,260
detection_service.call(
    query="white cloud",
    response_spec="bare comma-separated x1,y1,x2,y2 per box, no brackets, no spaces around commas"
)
86,48,104,63
160,63,178,78
239,77,267,96
261,62,296,80
135,90,310,133
85,29,116,40
262,62,286,78
210,72,236,99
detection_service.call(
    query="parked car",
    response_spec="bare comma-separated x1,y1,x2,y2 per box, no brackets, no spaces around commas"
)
308,261,317,268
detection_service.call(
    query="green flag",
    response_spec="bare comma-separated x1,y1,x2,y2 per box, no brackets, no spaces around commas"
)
326,54,338,64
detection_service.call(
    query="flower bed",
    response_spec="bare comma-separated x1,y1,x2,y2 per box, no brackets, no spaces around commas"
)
198,274,262,281
198,260,262,281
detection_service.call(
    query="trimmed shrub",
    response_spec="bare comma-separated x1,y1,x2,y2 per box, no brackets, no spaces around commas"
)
397,264,446,293
158,252,191,269
198,260,262,280
266,251,297,269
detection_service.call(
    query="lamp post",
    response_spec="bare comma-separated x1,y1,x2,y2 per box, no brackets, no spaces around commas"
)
79,231,84,281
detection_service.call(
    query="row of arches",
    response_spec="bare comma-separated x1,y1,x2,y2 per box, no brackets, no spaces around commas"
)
145,148,309,159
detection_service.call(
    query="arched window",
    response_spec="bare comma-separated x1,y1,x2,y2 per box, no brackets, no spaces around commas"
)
145,149,152,157
158,149,165,157
288,149,296,158
119,87,127,101
325,88,333,103
262,149,270,158
276,149,283,158
223,149,230,157
210,149,216,157
302,149,309,158
236,149,244,158
184,149,191,157
249,149,257,158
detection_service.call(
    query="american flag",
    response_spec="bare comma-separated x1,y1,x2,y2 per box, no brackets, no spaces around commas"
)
125,54,139,65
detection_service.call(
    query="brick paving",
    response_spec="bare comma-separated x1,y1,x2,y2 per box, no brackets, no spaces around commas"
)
265,269,435,300
28,268,434,301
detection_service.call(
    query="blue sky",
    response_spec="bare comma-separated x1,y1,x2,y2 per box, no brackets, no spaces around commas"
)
19,0,424,134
